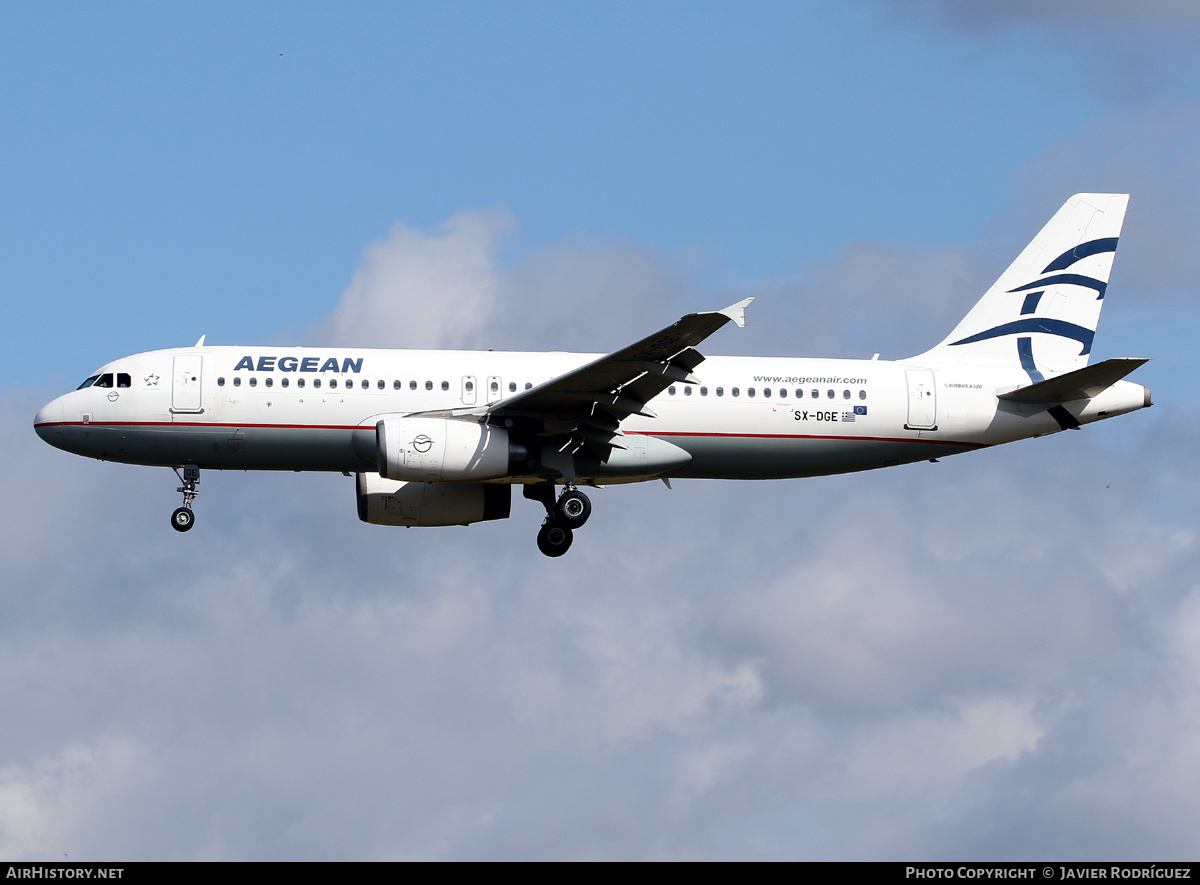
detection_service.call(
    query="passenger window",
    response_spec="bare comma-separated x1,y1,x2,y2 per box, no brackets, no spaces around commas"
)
509,382,516,392
827,389,834,399
465,380,474,392
859,390,866,400
795,389,803,398
410,381,417,390
716,387,724,396
811,389,818,399
779,389,786,398
700,387,708,396
117,373,132,388
281,378,289,388
441,381,449,391
843,389,850,399
93,374,114,389
748,388,756,397
329,379,337,389
378,380,385,390
265,377,273,388
233,377,242,387
762,388,770,398
297,378,305,388
525,383,532,390
313,379,321,389
394,380,401,390
249,378,257,388
684,386,692,396
732,387,740,397
217,377,225,387
668,386,676,395
490,380,499,393
425,381,433,391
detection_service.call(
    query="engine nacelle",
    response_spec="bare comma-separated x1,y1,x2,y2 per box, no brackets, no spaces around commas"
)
356,472,511,526
376,416,521,482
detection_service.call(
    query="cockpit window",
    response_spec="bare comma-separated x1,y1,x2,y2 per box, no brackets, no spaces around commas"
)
92,373,114,389
77,375,100,390
117,373,131,388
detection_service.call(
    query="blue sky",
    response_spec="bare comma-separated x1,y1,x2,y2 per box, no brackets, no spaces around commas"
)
4,1,1161,377
5,0,1200,860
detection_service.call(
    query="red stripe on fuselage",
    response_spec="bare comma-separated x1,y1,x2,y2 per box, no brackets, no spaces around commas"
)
642,430,989,448
34,421,989,449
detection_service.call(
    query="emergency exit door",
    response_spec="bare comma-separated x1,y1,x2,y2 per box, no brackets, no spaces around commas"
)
905,369,937,430
171,354,204,414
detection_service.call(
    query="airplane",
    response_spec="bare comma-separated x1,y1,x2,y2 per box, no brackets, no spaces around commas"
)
34,193,1150,556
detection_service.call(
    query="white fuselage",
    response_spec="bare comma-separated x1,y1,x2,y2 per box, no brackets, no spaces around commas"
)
33,345,1150,482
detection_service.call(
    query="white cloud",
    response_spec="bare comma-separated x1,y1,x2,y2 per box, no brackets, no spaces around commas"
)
10,370,1200,858
317,210,515,350
314,212,690,355
10,171,1200,858
0,740,137,859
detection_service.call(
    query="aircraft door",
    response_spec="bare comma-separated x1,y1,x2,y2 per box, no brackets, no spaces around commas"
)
172,354,204,414
905,369,937,430
487,376,502,403
461,375,477,406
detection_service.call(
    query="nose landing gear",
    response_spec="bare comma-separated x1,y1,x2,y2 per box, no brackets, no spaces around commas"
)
525,483,592,557
170,465,200,533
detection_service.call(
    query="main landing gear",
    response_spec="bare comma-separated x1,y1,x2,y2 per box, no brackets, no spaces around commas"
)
170,465,200,533
526,484,592,557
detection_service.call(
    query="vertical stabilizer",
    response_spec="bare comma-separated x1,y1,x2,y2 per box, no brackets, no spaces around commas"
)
911,194,1129,380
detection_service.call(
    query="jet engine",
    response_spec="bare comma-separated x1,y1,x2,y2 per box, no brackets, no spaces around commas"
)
376,416,527,482
356,472,511,526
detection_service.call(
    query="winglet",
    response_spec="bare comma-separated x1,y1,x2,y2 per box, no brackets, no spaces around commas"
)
194,334,207,347
718,297,754,328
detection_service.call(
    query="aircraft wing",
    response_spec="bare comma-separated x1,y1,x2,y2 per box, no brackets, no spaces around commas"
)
478,298,753,457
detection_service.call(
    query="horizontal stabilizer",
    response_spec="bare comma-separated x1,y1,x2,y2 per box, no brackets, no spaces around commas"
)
997,357,1147,403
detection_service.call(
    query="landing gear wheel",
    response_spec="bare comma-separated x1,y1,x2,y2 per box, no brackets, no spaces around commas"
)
555,489,591,528
171,465,200,534
171,507,195,533
536,521,573,557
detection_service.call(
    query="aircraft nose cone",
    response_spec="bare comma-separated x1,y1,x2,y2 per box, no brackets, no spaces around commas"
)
34,398,64,443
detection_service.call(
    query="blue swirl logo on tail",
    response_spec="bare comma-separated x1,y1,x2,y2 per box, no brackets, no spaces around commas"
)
1005,236,1119,300
949,318,1095,355
947,237,1117,383
1041,237,1118,273
949,236,1117,356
